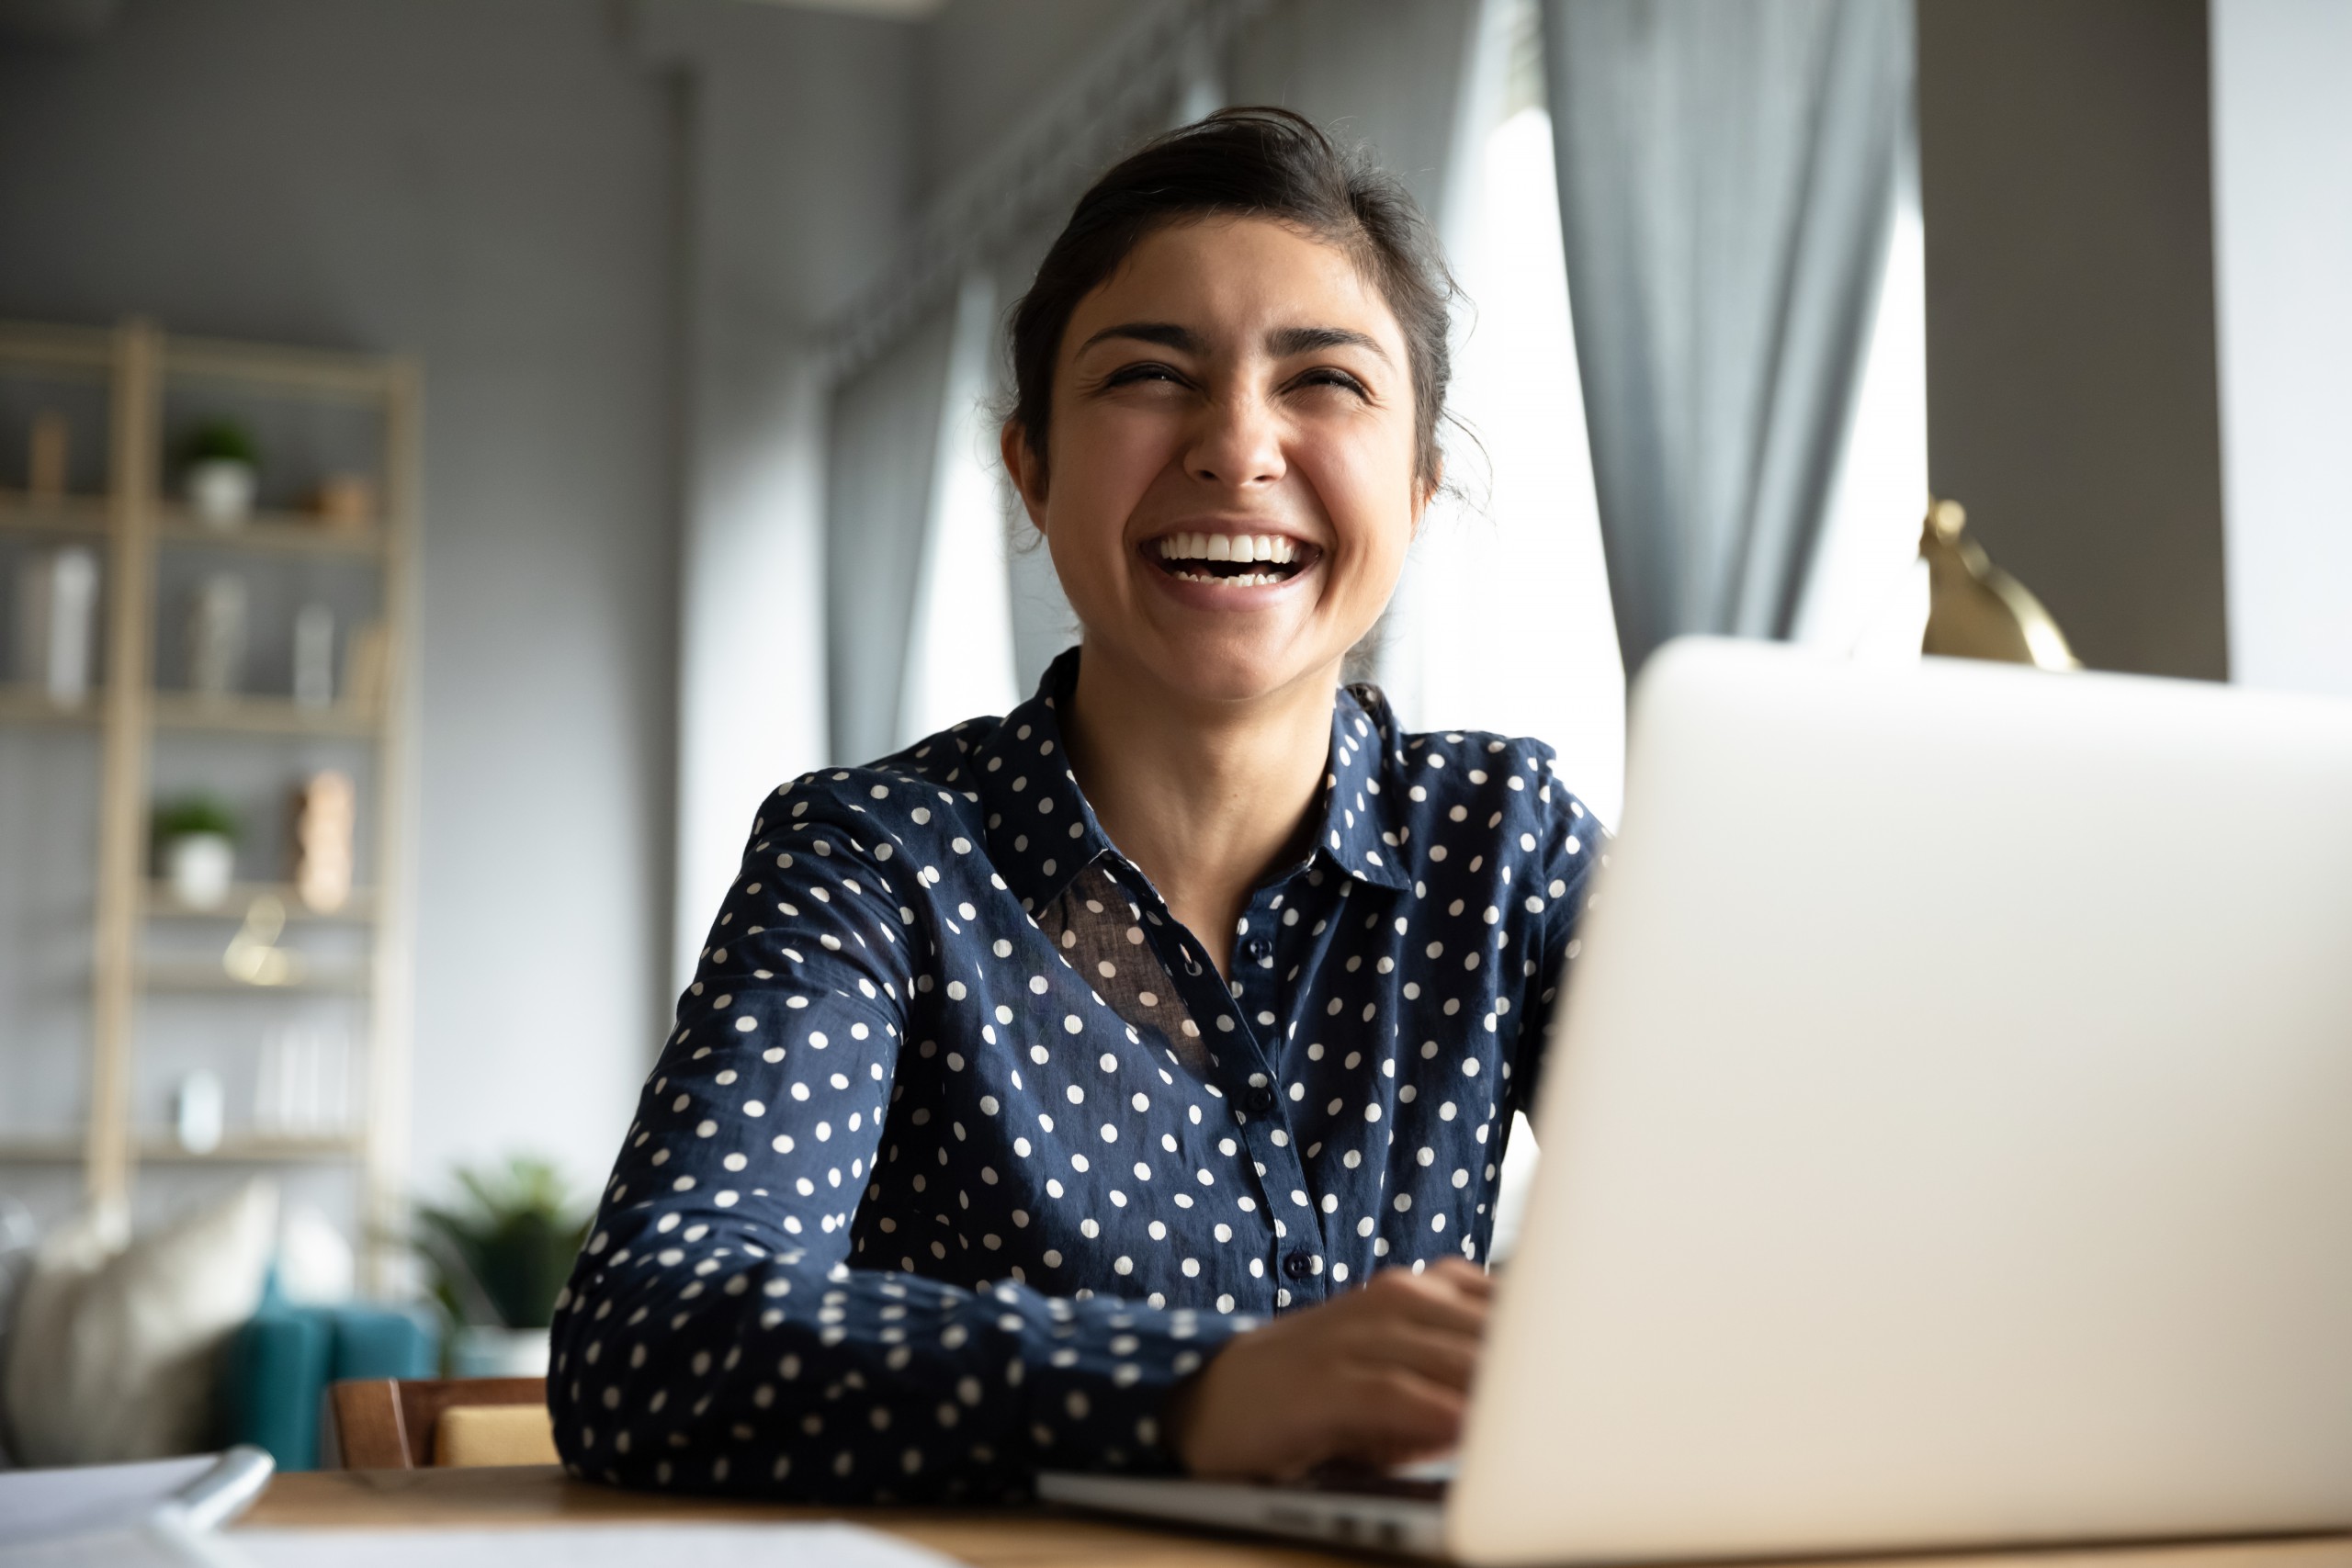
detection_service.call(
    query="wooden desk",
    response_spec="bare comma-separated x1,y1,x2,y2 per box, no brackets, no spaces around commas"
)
239,1466,1343,1566
236,1467,2352,1568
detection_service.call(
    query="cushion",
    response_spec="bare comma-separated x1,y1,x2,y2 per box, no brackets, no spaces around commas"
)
3,1180,277,1464
0,1199,40,1467
220,1288,438,1470
432,1404,559,1467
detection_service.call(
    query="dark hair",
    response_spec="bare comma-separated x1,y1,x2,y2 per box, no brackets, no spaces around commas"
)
1008,107,1457,485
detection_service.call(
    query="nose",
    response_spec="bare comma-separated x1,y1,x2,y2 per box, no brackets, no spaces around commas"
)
1185,389,1286,491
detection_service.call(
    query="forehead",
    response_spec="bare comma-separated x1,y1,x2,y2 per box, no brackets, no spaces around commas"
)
1065,216,1408,358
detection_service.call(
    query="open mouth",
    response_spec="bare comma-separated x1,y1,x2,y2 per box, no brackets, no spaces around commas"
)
1148,531,1316,587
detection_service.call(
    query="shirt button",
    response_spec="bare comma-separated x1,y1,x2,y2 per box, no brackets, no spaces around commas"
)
1242,937,1272,964
1282,1249,1315,1281
1246,1086,1276,1113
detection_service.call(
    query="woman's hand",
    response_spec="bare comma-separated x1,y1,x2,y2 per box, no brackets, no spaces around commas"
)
1163,1259,1494,1480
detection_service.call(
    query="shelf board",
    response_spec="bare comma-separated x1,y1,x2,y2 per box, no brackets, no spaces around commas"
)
146,881,378,921
151,692,379,738
0,491,111,538
163,335,397,401
141,1134,364,1163
0,320,112,371
141,960,371,995
0,1135,363,1164
0,682,102,727
154,510,384,559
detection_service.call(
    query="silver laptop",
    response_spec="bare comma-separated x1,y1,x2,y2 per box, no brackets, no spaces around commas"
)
1041,637,2352,1562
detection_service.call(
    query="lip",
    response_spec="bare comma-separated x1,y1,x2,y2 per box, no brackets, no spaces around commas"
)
1133,531,1326,597
1134,521,1325,610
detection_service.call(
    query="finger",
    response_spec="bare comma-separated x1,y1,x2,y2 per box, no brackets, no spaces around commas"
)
1418,1258,1497,1301
1362,1268,1493,1337
1326,1365,1468,1466
1343,1315,1484,1393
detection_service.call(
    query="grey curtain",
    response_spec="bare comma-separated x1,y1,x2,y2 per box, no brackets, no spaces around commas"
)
825,305,955,766
1542,0,1912,675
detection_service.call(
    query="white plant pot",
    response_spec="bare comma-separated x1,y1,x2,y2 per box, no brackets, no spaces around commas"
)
186,459,256,528
449,1325,551,1379
165,831,236,909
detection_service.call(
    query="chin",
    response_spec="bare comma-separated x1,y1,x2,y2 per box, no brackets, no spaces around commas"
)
1144,637,1331,707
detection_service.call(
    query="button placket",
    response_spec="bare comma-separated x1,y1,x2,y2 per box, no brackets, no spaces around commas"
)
1182,930,1328,1309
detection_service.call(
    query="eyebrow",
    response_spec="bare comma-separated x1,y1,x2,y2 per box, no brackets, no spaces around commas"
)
1076,321,1393,365
1267,325,1390,364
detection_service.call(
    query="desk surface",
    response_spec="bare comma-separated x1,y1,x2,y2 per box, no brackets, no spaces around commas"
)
238,1467,2352,1568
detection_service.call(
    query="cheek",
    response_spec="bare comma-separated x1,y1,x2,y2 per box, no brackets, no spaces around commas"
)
1040,405,1173,558
1300,436,1419,587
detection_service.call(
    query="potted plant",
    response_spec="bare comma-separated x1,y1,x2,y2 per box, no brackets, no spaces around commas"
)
414,1156,590,1378
180,419,260,528
153,794,240,910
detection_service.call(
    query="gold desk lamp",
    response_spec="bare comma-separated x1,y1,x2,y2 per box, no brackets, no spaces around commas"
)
1919,498,2080,671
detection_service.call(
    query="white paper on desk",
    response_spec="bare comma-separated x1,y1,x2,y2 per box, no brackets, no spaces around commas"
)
0,1456,220,1546
233,1523,967,1568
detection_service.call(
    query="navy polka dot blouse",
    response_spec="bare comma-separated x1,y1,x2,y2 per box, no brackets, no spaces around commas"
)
550,648,1601,1502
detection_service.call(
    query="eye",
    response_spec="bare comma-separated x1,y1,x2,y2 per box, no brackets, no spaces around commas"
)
1102,362,1186,389
1293,367,1370,398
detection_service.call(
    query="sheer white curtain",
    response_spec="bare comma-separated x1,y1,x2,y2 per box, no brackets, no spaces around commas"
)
1792,127,1930,663
1375,0,1627,829
899,273,1022,745
1540,0,1914,677
825,306,955,766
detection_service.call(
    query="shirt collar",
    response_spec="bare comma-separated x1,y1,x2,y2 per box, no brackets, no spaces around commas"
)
1318,682,1415,892
975,649,1414,913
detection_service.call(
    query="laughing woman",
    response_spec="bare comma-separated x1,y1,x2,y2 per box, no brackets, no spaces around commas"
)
550,108,1600,1499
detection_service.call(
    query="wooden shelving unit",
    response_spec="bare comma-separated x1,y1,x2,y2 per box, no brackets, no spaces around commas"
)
0,318,418,1291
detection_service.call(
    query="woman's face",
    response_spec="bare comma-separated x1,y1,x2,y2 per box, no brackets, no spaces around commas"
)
1005,216,1430,708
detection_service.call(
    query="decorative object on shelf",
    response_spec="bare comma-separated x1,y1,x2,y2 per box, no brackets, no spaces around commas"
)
1920,498,2081,671
187,571,248,699
174,1069,225,1155
27,411,69,502
342,618,389,715
277,1202,356,1303
222,894,303,987
309,474,374,532
2,318,418,1297
291,603,334,708
415,1156,587,1379
291,769,356,913
12,545,98,706
181,419,260,529
153,794,240,910
254,1027,354,1136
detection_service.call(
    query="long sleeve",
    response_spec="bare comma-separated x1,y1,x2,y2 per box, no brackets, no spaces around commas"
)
1506,748,1605,1122
549,786,1244,1502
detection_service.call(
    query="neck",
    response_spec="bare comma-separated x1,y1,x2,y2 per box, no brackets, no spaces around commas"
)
1062,643,1338,980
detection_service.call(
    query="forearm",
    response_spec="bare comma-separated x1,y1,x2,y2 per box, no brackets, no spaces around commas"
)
550,1216,1242,1501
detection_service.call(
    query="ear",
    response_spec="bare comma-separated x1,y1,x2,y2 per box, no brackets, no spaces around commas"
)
1409,454,1443,541
1001,419,1049,525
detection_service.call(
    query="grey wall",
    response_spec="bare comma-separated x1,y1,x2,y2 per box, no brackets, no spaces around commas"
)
919,0,1132,200
0,0,682,1213
1917,0,2230,681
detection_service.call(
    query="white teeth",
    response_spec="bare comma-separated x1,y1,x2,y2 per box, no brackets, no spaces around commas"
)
1154,531,1302,565
1165,569,1286,587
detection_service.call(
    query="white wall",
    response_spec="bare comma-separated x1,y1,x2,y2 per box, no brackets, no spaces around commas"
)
0,0,681,1218
2211,0,2352,699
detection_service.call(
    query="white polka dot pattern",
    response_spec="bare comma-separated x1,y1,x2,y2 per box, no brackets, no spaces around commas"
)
550,649,1600,1502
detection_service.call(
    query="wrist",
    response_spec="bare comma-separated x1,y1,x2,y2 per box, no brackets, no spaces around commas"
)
1159,1364,1211,1473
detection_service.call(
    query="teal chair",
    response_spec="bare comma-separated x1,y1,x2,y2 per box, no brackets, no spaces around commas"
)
220,1278,440,1471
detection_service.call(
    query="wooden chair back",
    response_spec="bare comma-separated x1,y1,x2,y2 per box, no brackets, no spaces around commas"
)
324,1376,549,1469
